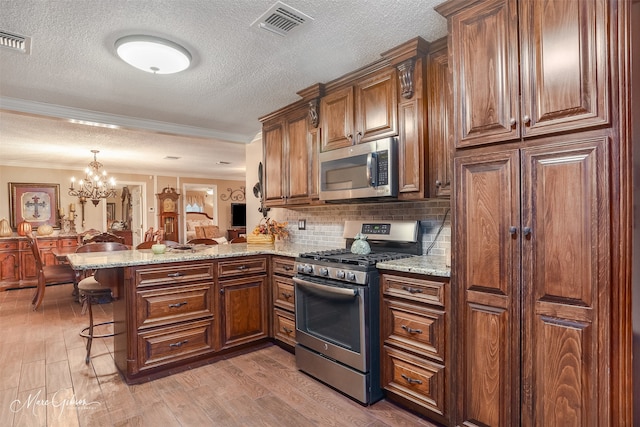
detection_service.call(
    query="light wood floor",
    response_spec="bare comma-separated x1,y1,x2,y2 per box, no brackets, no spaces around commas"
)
0,283,439,427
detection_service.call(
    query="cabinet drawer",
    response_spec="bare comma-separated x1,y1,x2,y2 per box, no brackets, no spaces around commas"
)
271,256,295,277
382,274,446,307
58,239,78,248
137,320,214,372
134,263,214,288
21,239,57,249
0,241,18,251
136,283,214,330
383,345,446,417
272,276,295,311
383,299,445,362
273,308,296,347
218,257,267,278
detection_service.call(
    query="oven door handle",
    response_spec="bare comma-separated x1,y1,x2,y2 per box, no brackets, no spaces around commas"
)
293,277,358,298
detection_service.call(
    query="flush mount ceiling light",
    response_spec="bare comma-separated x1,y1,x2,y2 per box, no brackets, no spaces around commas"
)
115,35,191,74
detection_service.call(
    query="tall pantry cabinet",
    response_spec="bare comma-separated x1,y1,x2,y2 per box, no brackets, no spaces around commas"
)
436,0,633,425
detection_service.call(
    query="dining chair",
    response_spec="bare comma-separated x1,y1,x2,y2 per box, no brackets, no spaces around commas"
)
75,242,128,363
187,238,219,245
229,236,247,243
25,233,76,311
83,232,125,244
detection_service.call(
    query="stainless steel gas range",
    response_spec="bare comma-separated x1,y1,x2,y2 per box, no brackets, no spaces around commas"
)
294,220,421,405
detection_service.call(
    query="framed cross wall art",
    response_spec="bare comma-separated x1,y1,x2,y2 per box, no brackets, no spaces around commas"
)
9,182,61,230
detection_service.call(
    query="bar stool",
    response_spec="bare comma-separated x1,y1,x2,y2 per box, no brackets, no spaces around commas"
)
76,242,128,363
78,276,114,363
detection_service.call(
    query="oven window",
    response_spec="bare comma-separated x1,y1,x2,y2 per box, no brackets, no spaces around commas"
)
297,284,361,351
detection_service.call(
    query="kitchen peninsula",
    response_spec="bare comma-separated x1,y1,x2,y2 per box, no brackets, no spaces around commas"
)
67,242,326,384
68,243,450,385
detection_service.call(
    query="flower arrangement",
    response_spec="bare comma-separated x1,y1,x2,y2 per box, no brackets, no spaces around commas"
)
252,218,289,240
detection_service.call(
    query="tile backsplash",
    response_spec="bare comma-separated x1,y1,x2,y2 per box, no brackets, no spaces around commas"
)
268,199,451,264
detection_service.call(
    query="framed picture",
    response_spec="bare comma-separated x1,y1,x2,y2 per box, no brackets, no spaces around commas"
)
9,182,61,230
106,203,116,222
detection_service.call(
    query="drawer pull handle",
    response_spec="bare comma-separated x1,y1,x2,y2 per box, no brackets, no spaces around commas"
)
402,286,423,294
401,325,422,334
401,374,423,385
281,292,293,299
282,327,293,334
236,265,248,270
169,340,188,348
168,301,188,308
167,272,184,278
283,265,293,271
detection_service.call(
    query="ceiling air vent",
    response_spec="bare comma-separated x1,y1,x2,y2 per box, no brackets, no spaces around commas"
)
251,1,313,37
0,30,31,54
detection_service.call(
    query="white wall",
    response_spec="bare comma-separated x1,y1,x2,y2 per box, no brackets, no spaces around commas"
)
245,133,263,233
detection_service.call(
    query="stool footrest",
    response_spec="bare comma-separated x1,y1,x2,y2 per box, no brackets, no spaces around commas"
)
80,321,115,339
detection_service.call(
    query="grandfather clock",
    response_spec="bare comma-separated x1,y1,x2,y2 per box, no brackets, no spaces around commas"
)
157,187,180,242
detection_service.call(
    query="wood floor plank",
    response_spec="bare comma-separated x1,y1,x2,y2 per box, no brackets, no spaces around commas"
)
46,360,73,393
19,360,46,392
11,386,47,427
0,387,18,426
46,387,81,427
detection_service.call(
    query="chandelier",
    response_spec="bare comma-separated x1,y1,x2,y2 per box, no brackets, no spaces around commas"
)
69,150,118,206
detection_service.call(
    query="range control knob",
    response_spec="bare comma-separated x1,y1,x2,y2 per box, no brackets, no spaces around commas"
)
319,267,329,276
297,264,305,273
347,272,356,281
337,270,346,279
303,264,313,274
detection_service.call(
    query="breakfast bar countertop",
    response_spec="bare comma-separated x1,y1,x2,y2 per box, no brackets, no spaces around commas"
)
65,242,334,270
376,255,451,278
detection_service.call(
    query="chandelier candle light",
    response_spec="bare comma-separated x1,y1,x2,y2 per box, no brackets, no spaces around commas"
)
69,150,118,227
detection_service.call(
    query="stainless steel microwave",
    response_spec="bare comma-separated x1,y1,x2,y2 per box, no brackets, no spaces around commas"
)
319,137,398,201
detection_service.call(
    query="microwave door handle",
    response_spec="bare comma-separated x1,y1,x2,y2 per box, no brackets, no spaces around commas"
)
366,152,377,187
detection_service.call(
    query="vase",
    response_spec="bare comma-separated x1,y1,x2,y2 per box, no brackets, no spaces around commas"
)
0,218,11,237
247,234,275,245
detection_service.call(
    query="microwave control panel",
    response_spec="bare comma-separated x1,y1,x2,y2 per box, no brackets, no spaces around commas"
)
376,151,389,186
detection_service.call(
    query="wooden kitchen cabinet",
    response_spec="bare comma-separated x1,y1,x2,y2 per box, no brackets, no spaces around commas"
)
218,256,268,350
262,86,322,208
114,261,216,380
454,137,610,426
270,256,296,348
320,68,397,151
439,0,609,148
0,239,19,286
380,272,450,425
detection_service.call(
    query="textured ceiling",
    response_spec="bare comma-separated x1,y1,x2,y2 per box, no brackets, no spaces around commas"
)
0,0,448,179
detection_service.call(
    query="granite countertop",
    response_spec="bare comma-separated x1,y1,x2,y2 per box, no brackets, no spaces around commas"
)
376,255,451,278
65,242,333,270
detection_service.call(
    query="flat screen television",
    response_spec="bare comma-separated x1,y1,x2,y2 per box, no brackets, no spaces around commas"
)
231,203,246,227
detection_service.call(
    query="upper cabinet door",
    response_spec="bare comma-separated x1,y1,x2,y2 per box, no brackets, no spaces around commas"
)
320,86,354,151
355,68,398,144
519,0,609,138
450,0,520,148
263,120,285,204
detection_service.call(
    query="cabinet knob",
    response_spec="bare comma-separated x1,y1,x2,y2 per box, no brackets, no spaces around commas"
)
509,117,516,126
346,134,353,142
523,227,532,236
435,180,442,187
509,226,517,235
523,115,531,124
220,289,225,294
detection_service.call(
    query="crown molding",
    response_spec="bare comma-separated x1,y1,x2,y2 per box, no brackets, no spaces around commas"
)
0,97,252,144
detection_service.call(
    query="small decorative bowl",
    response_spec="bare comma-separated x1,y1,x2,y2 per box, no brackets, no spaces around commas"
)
151,244,166,254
